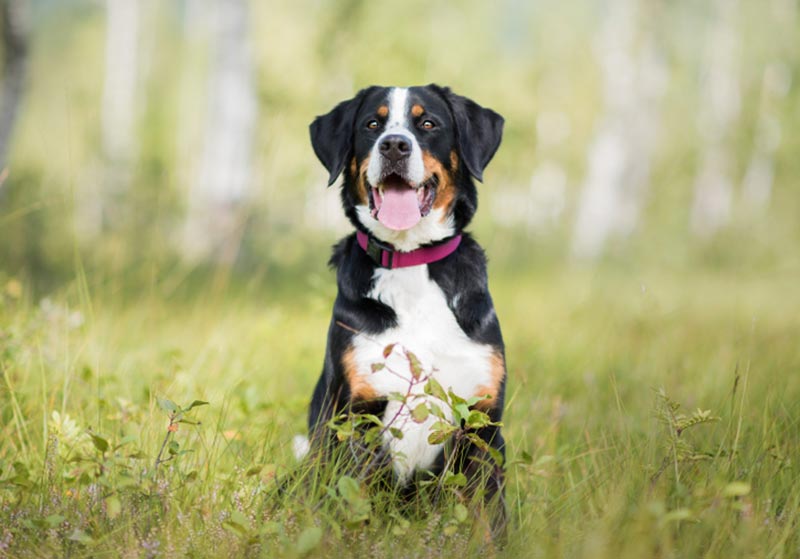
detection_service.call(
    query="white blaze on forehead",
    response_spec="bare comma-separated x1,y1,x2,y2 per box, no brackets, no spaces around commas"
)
366,87,425,187
387,87,409,129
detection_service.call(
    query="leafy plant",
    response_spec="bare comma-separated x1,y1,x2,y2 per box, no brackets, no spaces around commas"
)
324,342,503,531
652,388,720,483
153,397,209,474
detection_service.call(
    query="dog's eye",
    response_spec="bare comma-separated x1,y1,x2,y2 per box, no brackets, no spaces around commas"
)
366,120,379,130
421,120,436,130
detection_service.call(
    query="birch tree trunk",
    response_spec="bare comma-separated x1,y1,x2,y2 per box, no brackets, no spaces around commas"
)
77,0,141,236
0,0,28,173
741,63,790,212
689,0,740,237
741,0,794,213
571,0,666,261
182,0,257,264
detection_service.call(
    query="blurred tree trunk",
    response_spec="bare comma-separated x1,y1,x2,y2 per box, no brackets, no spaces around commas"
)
79,0,141,236
182,0,256,264
689,0,740,237
571,0,666,261
0,0,28,172
741,0,794,213
741,63,790,213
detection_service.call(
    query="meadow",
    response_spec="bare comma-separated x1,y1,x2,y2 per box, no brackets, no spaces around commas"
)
2,1,800,557
1,258,799,558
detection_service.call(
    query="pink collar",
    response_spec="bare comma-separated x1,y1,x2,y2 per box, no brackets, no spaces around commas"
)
356,230,462,269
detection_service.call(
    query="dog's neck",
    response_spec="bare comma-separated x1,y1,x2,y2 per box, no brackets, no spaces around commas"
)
356,230,462,269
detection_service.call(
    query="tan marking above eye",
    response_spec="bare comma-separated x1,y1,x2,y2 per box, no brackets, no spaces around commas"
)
377,105,389,118
411,104,424,117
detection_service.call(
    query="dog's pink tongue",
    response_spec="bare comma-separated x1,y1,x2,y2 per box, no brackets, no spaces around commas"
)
377,183,421,231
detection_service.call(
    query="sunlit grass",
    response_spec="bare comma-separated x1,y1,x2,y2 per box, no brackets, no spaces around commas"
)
1,266,798,557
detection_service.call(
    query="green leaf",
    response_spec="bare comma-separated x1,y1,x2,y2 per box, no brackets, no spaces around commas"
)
295,526,323,556
466,394,491,406
389,427,404,440
453,503,469,523
89,433,109,453
448,389,467,407
427,402,446,419
223,510,252,536
370,362,385,373
411,404,429,424
363,427,382,444
424,378,447,401
246,465,263,476
157,398,178,413
68,529,94,545
443,523,459,536
116,472,138,488
443,472,467,487
404,349,423,379
7,462,31,487
382,343,396,358
44,514,65,527
391,517,410,536
465,432,490,452
427,422,456,445
338,475,361,503
168,440,180,455
661,508,693,524
454,403,471,423
488,446,505,467
230,510,250,530
183,400,209,412
354,414,383,427
723,481,751,497
106,495,121,519
465,410,491,429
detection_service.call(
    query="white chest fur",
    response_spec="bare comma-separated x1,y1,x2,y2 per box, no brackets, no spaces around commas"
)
350,265,494,482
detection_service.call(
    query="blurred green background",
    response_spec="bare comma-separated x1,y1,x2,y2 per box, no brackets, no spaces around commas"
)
1,0,799,293
2,2,800,556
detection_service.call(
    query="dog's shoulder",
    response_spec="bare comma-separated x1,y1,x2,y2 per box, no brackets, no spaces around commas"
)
328,234,354,270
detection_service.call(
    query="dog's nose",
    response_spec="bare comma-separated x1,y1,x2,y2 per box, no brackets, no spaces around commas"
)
379,135,412,163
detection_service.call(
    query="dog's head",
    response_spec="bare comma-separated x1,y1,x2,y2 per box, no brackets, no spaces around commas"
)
310,85,504,251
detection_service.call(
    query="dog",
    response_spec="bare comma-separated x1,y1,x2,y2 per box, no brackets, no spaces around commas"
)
305,84,507,534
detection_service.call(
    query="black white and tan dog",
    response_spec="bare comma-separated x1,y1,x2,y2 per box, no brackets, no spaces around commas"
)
303,84,507,531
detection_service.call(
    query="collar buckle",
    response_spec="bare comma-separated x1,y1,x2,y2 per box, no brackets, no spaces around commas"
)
365,236,395,268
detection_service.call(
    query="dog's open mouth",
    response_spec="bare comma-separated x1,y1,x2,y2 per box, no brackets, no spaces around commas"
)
367,173,438,231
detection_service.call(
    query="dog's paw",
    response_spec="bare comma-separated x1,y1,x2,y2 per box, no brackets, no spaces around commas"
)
292,435,310,460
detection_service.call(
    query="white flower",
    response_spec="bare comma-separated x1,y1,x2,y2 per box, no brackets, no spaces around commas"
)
48,411,91,456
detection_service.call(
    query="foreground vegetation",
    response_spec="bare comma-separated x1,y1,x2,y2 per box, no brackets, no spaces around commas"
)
1,264,798,558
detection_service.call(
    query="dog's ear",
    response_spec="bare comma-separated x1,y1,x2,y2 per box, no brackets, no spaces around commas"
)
309,87,375,186
431,85,504,182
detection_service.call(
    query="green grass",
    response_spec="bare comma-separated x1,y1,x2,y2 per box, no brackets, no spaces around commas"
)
1,265,799,558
